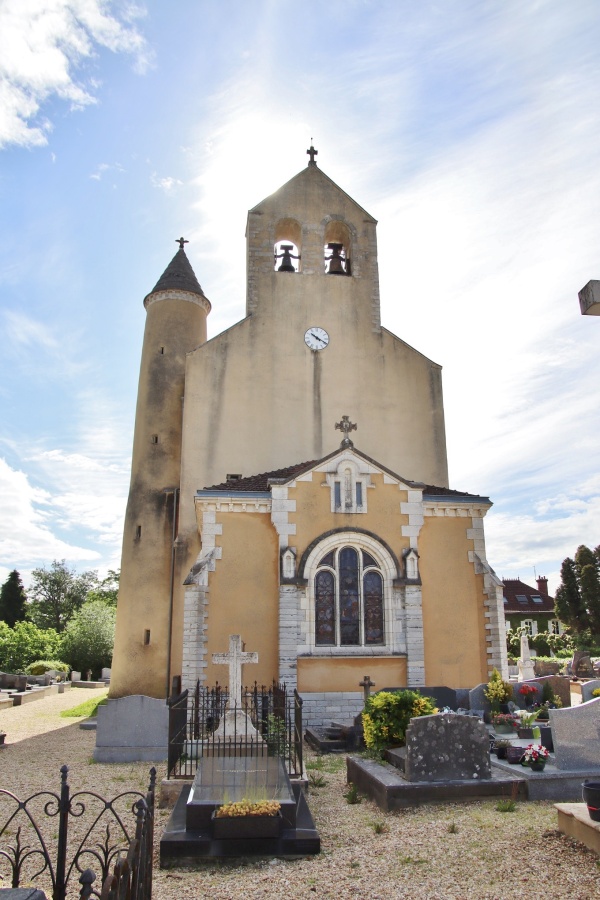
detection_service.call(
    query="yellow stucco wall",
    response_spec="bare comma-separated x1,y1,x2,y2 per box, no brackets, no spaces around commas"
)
297,656,407,692
203,512,280,687
418,516,488,687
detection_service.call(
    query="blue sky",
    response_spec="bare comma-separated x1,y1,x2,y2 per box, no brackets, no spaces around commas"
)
1,0,599,594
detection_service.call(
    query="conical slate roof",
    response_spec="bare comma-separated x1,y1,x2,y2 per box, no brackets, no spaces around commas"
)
148,246,206,297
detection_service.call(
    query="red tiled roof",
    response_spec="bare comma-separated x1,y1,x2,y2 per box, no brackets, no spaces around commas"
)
503,578,555,614
204,461,320,492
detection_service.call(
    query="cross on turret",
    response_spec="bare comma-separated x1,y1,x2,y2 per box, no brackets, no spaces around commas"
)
335,415,357,448
176,237,189,250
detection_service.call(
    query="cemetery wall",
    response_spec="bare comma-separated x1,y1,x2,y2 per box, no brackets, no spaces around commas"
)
300,690,364,728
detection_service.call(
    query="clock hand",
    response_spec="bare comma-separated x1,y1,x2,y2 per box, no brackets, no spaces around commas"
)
310,331,325,344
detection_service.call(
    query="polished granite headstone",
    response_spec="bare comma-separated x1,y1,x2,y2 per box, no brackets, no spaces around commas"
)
405,713,491,782
550,697,600,771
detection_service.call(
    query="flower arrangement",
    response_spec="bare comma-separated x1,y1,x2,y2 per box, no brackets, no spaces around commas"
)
515,708,540,727
592,688,600,698
491,713,518,729
215,799,281,818
521,743,549,766
518,684,538,706
484,668,513,711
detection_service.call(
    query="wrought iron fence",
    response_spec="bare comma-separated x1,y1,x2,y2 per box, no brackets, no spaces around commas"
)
168,681,303,778
0,765,155,900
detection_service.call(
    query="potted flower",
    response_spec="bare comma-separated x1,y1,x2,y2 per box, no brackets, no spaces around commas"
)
493,739,512,760
484,668,513,713
518,684,538,708
491,713,518,733
516,708,541,740
521,743,550,772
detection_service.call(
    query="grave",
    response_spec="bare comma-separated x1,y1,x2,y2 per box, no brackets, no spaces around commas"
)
160,633,320,860
550,696,600,771
518,632,535,681
403,713,491,782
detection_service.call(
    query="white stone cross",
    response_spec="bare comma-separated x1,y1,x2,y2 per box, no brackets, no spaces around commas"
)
212,634,258,705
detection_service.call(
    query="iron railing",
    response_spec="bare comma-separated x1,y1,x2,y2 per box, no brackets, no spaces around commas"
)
0,765,155,900
168,681,303,778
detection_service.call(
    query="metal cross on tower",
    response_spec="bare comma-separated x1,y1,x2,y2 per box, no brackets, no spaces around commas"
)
212,634,258,706
335,415,357,448
176,236,189,250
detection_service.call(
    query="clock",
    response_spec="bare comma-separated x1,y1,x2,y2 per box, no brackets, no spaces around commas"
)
304,327,329,351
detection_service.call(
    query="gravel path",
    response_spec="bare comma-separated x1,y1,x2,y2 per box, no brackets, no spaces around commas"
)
0,691,599,899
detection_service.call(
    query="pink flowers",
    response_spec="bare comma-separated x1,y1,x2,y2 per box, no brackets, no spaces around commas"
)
522,743,549,764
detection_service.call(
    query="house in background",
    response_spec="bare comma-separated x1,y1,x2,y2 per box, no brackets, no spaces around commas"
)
502,576,561,637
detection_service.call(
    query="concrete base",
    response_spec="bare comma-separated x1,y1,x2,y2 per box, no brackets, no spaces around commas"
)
347,755,526,811
491,757,600,801
556,803,600,854
71,681,107,689
94,695,169,762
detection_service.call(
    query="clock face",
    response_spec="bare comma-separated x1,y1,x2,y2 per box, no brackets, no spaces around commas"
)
304,327,329,351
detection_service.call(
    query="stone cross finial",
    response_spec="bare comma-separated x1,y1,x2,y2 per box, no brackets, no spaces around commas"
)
359,674,375,703
212,634,258,705
176,236,189,250
307,143,318,166
335,415,357,448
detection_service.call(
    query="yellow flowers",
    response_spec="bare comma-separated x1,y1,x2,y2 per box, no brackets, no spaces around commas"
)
214,799,281,818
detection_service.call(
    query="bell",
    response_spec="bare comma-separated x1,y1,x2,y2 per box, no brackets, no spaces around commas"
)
326,242,346,275
275,244,297,273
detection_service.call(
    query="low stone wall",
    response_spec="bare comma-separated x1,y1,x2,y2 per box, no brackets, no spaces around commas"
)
299,691,363,728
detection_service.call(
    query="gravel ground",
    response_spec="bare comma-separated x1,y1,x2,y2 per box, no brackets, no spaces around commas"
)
0,690,599,899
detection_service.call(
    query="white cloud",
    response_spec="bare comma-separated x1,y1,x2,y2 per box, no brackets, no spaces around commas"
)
150,172,183,193
90,161,125,180
0,0,150,149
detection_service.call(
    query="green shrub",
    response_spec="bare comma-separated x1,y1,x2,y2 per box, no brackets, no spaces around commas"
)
25,659,70,676
0,621,62,672
484,668,513,711
362,690,437,751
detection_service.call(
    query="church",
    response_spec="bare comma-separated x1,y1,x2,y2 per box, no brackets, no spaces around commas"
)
108,149,507,734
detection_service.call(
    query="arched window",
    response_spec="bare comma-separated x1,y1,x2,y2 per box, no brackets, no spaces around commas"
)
315,546,384,646
324,220,351,275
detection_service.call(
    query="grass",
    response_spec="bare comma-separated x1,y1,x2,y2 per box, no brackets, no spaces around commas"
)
496,798,517,813
60,693,108,719
343,782,362,804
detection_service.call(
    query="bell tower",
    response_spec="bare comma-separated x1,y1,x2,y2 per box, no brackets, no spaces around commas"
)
110,240,211,699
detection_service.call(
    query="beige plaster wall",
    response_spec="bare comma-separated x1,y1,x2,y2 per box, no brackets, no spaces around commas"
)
111,292,208,699
297,656,407,693
203,512,280,688
418,516,488,688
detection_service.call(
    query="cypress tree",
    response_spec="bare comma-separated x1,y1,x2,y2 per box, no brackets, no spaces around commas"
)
0,570,28,627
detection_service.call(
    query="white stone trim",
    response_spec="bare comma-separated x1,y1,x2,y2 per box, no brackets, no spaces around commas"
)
144,288,211,314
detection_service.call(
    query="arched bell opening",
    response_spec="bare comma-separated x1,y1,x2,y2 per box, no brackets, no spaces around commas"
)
324,221,352,276
274,218,302,273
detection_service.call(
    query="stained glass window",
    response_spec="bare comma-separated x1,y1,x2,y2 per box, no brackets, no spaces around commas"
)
314,544,384,647
315,571,335,645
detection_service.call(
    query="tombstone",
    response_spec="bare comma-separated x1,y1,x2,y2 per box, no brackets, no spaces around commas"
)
581,678,600,703
518,632,535,681
534,674,571,708
404,713,491,782
0,673,27,692
468,683,489,715
550,697,600,771
101,668,111,682
573,655,595,678
209,634,262,751
71,671,81,682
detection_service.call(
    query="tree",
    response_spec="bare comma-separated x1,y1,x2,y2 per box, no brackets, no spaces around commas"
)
554,545,600,648
60,600,116,678
28,560,98,632
85,569,119,608
0,570,28,627
0,620,62,672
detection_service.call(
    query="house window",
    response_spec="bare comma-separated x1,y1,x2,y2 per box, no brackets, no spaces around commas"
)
549,619,560,635
522,619,533,635
315,546,384,646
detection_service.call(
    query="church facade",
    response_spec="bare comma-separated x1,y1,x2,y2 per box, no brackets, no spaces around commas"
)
109,152,507,724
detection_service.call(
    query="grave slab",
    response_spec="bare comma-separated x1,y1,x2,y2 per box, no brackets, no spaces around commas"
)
404,713,491,782
556,803,600,856
94,695,168,762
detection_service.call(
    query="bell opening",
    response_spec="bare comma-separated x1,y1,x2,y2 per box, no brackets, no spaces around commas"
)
274,240,300,273
325,242,349,276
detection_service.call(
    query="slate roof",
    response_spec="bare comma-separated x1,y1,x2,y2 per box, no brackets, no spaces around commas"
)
502,578,555,614
203,458,486,500
147,247,206,298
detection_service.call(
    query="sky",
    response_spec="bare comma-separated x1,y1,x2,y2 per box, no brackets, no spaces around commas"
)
1,0,599,596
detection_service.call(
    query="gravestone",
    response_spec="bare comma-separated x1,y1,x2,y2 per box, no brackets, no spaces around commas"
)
468,683,488,716
550,697,600,771
518,632,535,681
71,671,81,682
100,668,111,682
581,679,600,703
0,673,27,692
404,713,491,783
209,634,262,751
535,675,571,708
